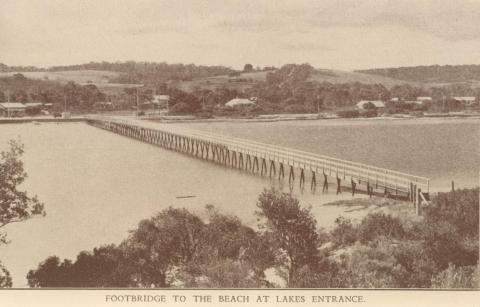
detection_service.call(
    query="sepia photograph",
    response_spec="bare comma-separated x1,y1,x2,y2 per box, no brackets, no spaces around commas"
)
0,0,479,302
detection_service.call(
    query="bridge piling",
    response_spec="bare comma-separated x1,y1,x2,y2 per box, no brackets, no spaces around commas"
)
311,171,316,191
269,160,276,177
279,163,285,180
86,116,430,204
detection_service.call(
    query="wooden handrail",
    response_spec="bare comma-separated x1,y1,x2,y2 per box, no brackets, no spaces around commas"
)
85,115,430,192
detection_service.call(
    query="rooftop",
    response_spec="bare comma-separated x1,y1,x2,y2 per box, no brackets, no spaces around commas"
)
0,102,27,109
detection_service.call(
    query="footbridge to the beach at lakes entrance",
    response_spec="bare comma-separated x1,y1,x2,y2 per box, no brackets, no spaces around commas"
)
86,115,431,214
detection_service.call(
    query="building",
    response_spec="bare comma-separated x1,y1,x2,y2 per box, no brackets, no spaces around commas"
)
151,95,169,108
0,102,27,117
356,100,385,109
225,98,256,108
417,97,432,102
453,97,476,105
143,95,170,110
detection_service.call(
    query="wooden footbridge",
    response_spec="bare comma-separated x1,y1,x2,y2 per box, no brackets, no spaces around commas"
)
85,115,430,212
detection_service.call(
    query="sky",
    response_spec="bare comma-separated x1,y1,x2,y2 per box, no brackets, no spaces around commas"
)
1,0,480,71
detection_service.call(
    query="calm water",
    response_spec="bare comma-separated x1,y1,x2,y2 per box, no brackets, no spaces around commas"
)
0,118,478,286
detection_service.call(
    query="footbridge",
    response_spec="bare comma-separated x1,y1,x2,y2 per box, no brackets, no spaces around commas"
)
86,115,430,211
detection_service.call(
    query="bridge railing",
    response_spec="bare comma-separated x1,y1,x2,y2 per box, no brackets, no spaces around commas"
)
85,115,429,193
160,125,429,192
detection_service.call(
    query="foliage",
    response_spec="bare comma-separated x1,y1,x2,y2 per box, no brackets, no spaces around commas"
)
335,243,402,288
357,64,480,83
336,110,360,118
0,75,106,112
0,140,45,237
26,188,479,288
27,206,270,288
425,188,479,238
243,64,254,72
0,140,45,287
256,188,320,286
331,216,357,246
328,188,479,288
357,213,405,243
0,261,12,287
431,264,479,289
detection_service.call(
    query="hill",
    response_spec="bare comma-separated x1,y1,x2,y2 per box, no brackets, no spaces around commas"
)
175,68,414,93
0,70,120,84
356,65,480,84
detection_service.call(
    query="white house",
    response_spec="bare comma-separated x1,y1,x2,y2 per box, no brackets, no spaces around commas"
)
356,100,385,109
453,97,476,105
0,102,27,117
225,98,256,108
144,95,169,109
417,96,432,102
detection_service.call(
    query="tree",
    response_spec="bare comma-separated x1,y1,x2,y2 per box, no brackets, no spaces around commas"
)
0,140,45,233
256,189,320,286
0,261,12,287
0,139,45,287
243,64,253,72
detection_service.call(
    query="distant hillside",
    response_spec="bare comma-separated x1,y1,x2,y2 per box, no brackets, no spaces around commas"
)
308,69,414,88
0,61,236,84
356,65,480,83
175,67,413,93
0,70,119,84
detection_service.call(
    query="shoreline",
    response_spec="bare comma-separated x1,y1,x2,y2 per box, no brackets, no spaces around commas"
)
1,112,479,125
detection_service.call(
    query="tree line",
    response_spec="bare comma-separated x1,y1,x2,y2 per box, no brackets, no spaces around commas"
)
357,64,480,83
0,74,105,111
2,64,480,116
26,188,479,288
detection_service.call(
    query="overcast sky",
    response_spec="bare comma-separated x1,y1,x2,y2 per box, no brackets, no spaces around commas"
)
2,0,480,70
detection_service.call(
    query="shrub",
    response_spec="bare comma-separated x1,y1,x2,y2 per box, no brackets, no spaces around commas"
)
331,217,357,246
357,213,405,243
431,264,479,288
336,110,360,118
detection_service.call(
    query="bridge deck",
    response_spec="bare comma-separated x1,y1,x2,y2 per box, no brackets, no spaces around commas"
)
86,115,430,203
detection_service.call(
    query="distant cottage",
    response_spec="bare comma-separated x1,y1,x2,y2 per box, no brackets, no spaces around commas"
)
225,98,256,108
453,97,476,105
356,100,385,109
144,95,170,109
0,102,27,117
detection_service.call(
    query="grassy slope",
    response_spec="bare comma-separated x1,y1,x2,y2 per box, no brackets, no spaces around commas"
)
0,68,421,94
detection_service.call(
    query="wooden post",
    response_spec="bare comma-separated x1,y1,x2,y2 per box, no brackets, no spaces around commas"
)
413,184,417,208
299,168,305,189
269,160,276,177
288,165,295,185
311,171,316,191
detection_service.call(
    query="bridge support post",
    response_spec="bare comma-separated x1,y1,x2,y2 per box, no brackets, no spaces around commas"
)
225,150,230,165
246,155,251,171
253,157,259,173
279,163,284,180
232,151,237,167
299,168,305,189
261,158,266,176
239,153,243,169
336,176,342,195
288,165,295,185
351,179,356,196
322,172,328,192
269,160,276,178
416,188,422,216
311,171,316,191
